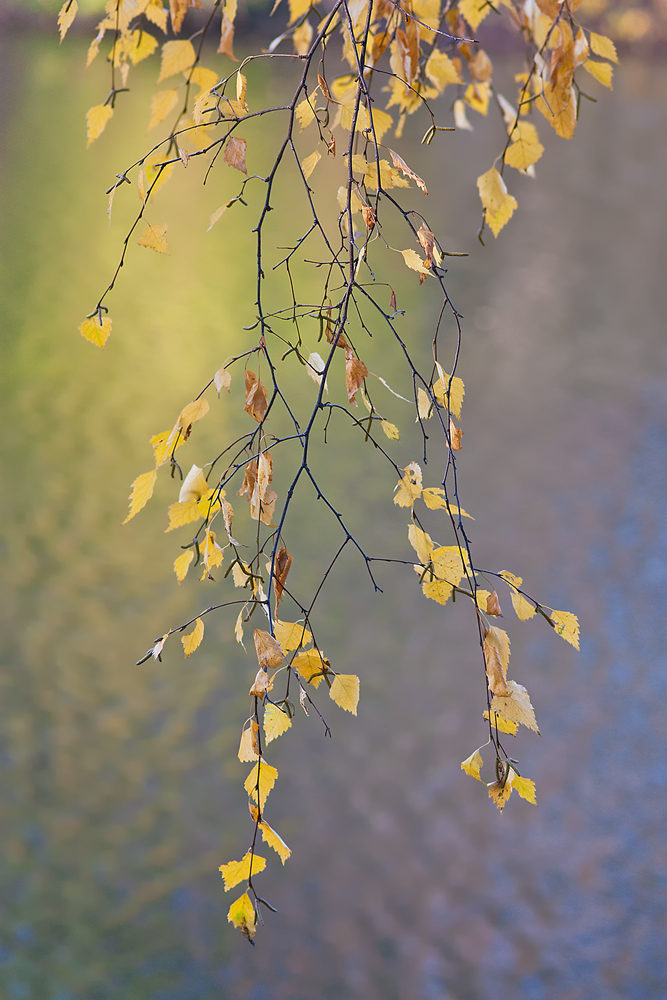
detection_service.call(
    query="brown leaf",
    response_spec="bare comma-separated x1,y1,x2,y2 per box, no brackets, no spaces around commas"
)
486,591,503,617
325,321,349,351
238,460,258,499
469,49,493,82
254,629,284,669
317,73,333,102
249,667,272,698
361,205,376,231
244,370,268,422
169,0,189,33
417,223,435,266
390,290,397,311
224,137,247,173
484,639,509,697
387,148,427,195
218,15,237,59
450,418,463,451
345,356,369,405
274,545,293,605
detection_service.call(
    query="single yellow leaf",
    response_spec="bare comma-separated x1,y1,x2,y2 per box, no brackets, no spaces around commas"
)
150,428,184,467
477,167,517,236
499,570,536,620
483,709,518,736
190,66,220,92
58,0,78,41
408,524,434,565
511,771,537,804
381,420,399,441
178,464,208,503
182,617,204,657
368,108,394,142
488,777,513,811
583,59,613,89
173,549,194,583
138,222,168,254
149,89,179,131
288,0,311,23
291,649,329,687
492,680,540,734
425,48,462,91
295,96,316,131
431,544,469,587
421,578,453,605
219,851,266,890
259,821,291,863
590,32,618,63
263,703,292,743
244,761,278,811
551,610,580,649
235,609,245,648
485,626,511,678
127,28,158,65
214,366,231,395
165,498,203,531
145,0,169,33
536,83,577,140
86,104,113,147
458,0,490,30
486,195,518,238
453,99,473,131
158,39,196,82
464,82,490,116
138,154,175,202
227,891,256,940
433,365,465,419
421,488,473,519
401,248,431,276
238,720,259,762
79,314,112,348
123,469,158,524
329,674,360,715
461,748,484,781
505,122,544,171
417,387,432,420
273,620,312,652
394,461,422,507
475,589,491,608
178,397,209,431
300,149,321,181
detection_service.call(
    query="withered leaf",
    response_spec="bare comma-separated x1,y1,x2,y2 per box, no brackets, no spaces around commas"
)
254,629,284,669
224,137,247,173
244,370,268,423
345,356,369,405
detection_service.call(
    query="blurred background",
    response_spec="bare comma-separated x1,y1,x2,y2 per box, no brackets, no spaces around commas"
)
0,3,666,999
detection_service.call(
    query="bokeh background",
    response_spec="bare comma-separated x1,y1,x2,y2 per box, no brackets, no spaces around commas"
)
0,3,666,998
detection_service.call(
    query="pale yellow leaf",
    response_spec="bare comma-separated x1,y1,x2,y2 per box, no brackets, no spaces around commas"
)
401,248,431,276
421,578,453,605
511,771,537,804
123,469,158,524
368,108,393,142
214,366,231,395
329,674,359,715
475,589,491,608
291,649,329,687
477,167,517,236
190,66,220,92
165,498,203,532
295,96,316,131
433,365,465,419
145,0,169,32
464,82,490,116
425,48,462,92
288,0,311,23
273,620,312,652
259,821,291,863
483,709,518,736
461,748,484,781
300,149,321,181
293,20,313,55
453,99,473,131
244,761,278,810
179,465,208,502
408,524,434,565
551,610,580,649
227,891,255,940
263,703,292,743
235,609,245,648
178,397,209,430
127,28,158,65
485,625,511,678
421,488,474,519
431,544,469,586
79,315,112,348
224,137,247,173
58,0,78,41
238,720,259,762
149,89,179,131
459,0,490,30
173,549,194,583
158,39,196,82
394,461,422,507
492,680,540,734
488,777,513,811
505,122,544,171
590,32,618,63
138,222,168,254
182,617,204,657
86,104,113,147
381,420,399,441
219,851,266,890
499,571,536,619
583,59,613,89
417,387,432,419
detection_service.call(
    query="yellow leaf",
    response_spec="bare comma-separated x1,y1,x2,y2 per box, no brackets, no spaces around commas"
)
475,589,491,608
178,397,209,431
329,674,360,715
583,59,613,89
235,609,245,648
408,524,434,565
483,709,518,736
148,89,179,131
158,39,196,82
123,469,158,524
590,32,618,63
138,154,174,201
259,821,291,863
461,748,484,781
492,680,540,734
401,248,431,276
387,149,427,195
368,108,393,142
499,570,536,619
421,578,453,605
464,82,490,116
165,498,203,531
291,649,329,687
486,194,518,237
173,549,194,583
431,544,469,586
182,617,204,657
381,420,399,441
511,771,537,804
453,99,473,131
293,20,313,55
421,488,473,519
58,0,78,41
425,48,462,92
458,0,490,30
238,720,259,762
86,104,113,147
488,777,513,811
150,428,184,467
219,851,266,891
178,464,207,503
288,0,311,23
300,149,321,181
200,529,224,572
190,66,220,92
249,668,272,699
138,222,168,254
394,461,423,507
263,703,292,743
296,97,316,130
505,122,544,171
79,314,112,348
273,620,312,652
536,83,577,140
244,761,278,811
127,28,158,65
485,626,511,678
551,610,580,649
227,891,256,941
432,365,464,419
417,387,432,420
477,166,507,215
145,0,169,32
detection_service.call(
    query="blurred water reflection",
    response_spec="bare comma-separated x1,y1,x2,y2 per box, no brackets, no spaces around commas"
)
0,34,665,1000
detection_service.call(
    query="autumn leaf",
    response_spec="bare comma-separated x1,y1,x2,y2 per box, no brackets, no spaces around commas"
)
381,420,399,440
511,771,537,804
345,356,369,404
291,649,329,687
138,223,168,254
401,249,431,276
214,366,231,395
173,549,194,583
590,32,618,63
165,498,204,532
79,314,112,348
329,674,360,715
387,149,427,195
486,591,503,616
177,397,209,436
551,610,580,649
158,40,196,82
58,0,78,42
123,469,158,524
433,364,465,419
227,892,256,941
499,571,536,620
244,371,268,422
259,821,291,863
146,0,169,33
483,709,518,736
86,104,113,146
182,617,204,657
149,90,179,131
421,488,474,519
488,777,513,811
505,122,544,171
491,680,540,734
394,461,422,507
431,545,469,587
238,720,260,762
263,703,292,743
408,524,434,565
273,620,312,651
450,419,463,451
485,626,511,678
244,761,278,811
453,99,473,131
583,60,613,89
296,96,316,131
461,748,484,781
273,545,293,605
484,635,508,697
254,629,284,669
425,49,462,91
465,82,490,116
477,168,517,237
249,668,273,699
224,137,247,174
421,579,453,605
219,851,266,891
300,150,321,181
459,0,490,31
